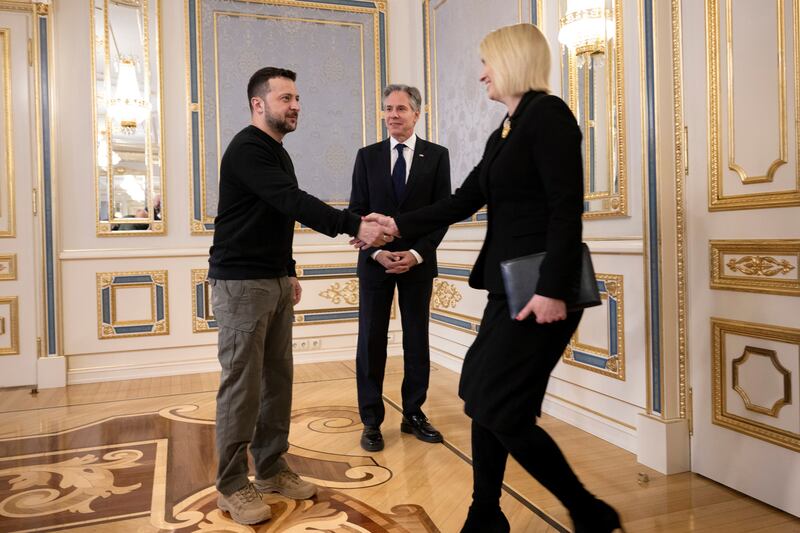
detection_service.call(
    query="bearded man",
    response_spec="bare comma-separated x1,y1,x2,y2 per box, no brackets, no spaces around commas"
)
208,67,389,525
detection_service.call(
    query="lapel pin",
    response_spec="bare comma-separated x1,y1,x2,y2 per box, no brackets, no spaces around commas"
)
418,153,424,157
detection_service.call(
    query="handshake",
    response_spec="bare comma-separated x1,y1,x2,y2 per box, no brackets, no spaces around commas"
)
352,213,400,250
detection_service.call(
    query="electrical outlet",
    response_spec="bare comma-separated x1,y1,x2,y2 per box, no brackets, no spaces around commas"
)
293,338,321,351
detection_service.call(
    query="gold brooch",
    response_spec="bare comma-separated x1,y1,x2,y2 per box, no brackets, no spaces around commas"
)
501,117,511,139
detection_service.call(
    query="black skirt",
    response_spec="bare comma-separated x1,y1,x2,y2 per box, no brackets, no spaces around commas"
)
458,296,582,433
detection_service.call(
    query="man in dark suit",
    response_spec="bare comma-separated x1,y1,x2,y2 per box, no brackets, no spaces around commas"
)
348,84,451,452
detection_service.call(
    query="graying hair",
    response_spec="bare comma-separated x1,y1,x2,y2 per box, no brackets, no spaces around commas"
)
382,84,422,112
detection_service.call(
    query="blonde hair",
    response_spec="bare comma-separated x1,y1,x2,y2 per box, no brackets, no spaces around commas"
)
479,23,551,97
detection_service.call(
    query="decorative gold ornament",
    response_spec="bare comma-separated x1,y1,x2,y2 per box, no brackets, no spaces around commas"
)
501,117,511,139
432,279,462,309
319,280,359,306
726,255,796,277
563,345,574,359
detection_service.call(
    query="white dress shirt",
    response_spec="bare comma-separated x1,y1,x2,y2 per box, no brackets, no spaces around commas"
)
372,134,423,265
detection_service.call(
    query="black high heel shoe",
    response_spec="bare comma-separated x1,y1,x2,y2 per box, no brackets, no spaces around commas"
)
460,504,511,533
571,498,623,533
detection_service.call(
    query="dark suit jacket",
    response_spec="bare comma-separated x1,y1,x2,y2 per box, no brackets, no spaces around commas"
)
395,91,584,300
348,137,451,287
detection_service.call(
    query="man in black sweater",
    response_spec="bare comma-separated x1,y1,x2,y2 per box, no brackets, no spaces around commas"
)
208,67,388,526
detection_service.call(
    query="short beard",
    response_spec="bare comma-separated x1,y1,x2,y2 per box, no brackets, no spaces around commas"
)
266,112,297,135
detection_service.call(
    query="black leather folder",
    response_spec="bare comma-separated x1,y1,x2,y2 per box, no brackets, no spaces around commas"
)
500,243,601,319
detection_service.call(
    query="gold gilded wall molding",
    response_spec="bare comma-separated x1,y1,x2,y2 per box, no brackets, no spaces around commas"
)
563,273,625,380
712,317,800,452
0,2,34,14
211,11,369,167
191,268,216,332
0,28,15,238
0,253,15,280
222,0,382,15
423,0,432,138
431,279,461,309
562,0,628,219
91,0,167,236
0,295,18,355
725,0,787,185
96,270,169,339
671,0,689,419
731,345,792,418
710,239,800,295
706,0,800,210
319,279,359,306
187,0,387,235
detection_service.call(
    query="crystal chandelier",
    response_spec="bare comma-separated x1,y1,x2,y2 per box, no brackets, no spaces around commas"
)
558,0,614,57
107,57,150,134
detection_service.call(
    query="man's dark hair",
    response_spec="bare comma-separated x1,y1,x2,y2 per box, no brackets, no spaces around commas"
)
247,67,297,111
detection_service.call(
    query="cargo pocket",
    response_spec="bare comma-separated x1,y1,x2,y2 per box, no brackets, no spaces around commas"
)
211,280,258,332
215,298,257,333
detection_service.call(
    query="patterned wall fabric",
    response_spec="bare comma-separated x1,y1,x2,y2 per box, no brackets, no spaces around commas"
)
430,0,521,186
200,0,382,212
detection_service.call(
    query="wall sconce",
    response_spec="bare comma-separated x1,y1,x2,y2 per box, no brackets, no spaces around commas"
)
107,57,150,134
558,0,614,65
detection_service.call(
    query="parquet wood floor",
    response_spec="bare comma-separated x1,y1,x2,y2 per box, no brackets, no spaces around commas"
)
0,359,797,532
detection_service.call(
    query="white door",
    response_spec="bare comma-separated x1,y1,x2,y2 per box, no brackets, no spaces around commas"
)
0,8,40,387
682,0,800,516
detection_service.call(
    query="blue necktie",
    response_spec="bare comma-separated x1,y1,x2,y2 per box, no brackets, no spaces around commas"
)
392,143,406,201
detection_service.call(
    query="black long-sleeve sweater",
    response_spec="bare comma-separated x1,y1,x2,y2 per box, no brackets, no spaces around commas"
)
209,125,361,280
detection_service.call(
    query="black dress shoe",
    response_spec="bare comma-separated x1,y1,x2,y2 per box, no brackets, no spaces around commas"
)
400,414,443,443
360,425,384,452
460,504,510,533
571,498,623,533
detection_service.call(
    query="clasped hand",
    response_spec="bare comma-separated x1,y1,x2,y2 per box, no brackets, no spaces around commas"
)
375,250,418,274
351,213,400,250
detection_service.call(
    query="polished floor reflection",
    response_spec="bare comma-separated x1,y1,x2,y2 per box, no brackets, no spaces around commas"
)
0,360,797,532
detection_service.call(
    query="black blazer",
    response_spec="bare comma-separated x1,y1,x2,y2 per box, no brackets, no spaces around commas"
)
348,137,451,286
395,91,584,300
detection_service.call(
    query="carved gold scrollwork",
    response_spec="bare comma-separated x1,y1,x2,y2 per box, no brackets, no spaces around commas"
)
726,255,796,277
0,450,143,518
563,345,574,360
604,280,620,297
711,240,800,295
432,279,462,309
319,280,359,305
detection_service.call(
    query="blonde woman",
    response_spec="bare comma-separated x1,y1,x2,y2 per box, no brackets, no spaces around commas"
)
358,24,622,532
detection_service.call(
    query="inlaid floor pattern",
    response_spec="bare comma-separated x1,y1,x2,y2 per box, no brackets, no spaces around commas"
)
0,359,798,532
